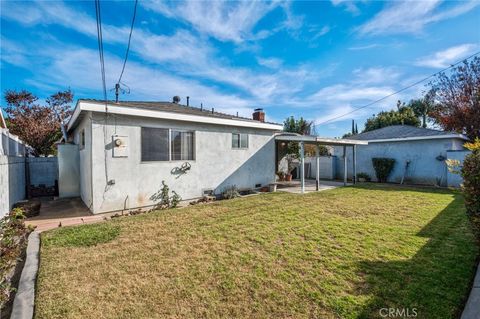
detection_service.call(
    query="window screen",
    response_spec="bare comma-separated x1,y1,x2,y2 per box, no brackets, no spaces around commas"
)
232,133,248,149
141,127,169,161
171,131,194,160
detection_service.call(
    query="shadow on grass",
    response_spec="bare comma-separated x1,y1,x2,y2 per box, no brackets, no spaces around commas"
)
353,192,478,319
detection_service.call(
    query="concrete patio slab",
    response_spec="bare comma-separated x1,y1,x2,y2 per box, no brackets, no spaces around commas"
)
26,197,104,232
276,180,351,194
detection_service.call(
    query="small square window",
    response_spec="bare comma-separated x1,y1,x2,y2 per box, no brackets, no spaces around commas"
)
232,133,248,149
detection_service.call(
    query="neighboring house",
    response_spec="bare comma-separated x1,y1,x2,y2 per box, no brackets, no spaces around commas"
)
64,99,283,214
335,125,469,187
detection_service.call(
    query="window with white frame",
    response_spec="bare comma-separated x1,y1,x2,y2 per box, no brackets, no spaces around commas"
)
171,130,195,160
141,127,195,162
232,133,248,149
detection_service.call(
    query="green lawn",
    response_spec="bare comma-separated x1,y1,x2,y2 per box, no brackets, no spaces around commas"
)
35,184,478,319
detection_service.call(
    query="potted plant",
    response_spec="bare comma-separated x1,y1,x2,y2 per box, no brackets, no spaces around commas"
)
276,171,285,181
285,154,297,181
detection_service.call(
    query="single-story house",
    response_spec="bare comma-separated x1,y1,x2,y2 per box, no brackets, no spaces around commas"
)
334,125,469,187
64,99,284,214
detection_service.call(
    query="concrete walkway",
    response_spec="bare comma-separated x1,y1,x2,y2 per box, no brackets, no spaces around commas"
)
26,198,106,232
461,264,480,319
277,180,351,194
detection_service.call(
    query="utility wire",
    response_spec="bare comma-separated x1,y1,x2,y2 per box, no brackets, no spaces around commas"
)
314,51,480,127
94,0,108,111
117,0,138,85
94,0,111,195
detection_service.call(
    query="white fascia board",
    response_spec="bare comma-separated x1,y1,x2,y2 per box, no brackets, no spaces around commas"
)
275,134,368,145
68,101,283,131
366,134,468,143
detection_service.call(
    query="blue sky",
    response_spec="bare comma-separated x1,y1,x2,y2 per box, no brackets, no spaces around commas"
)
1,0,479,137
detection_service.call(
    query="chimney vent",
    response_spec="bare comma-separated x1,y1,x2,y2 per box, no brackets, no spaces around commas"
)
172,96,181,104
186,96,190,106
253,108,265,122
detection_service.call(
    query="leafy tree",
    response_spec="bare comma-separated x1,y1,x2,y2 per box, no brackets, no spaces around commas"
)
280,116,328,175
4,89,73,156
283,116,314,135
428,57,480,140
363,100,421,132
408,89,437,128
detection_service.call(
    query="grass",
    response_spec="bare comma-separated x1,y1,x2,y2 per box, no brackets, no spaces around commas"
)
42,223,120,247
35,184,478,319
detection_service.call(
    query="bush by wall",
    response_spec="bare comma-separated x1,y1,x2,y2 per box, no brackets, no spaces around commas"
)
372,158,396,183
0,208,33,316
461,139,480,215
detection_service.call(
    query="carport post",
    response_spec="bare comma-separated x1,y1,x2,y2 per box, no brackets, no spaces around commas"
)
300,142,305,194
343,145,347,186
352,145,357,185
315,145,320,191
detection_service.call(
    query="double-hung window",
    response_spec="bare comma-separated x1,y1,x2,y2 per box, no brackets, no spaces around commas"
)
141,127,195,162
232,133,248,149
171,130,195,160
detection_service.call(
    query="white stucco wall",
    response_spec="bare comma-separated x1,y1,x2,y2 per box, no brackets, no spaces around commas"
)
0,155,25,217
334,138,465,186
83,113,278,214
72,113,93,208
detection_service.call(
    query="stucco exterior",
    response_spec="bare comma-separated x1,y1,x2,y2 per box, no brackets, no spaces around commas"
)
72,112,280,214
334,137,466,186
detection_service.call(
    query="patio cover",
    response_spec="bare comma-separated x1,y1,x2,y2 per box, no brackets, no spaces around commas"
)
275,133,368,193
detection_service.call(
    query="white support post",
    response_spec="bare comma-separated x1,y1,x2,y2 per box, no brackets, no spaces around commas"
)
353,145,357,185
300,142,305,194
343,145,347,186
315,145,320,191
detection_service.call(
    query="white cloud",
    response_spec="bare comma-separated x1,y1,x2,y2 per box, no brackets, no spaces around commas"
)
348,44,381,51
142,1,281,43
331,0,360,15
1,0,321,106
358,0,479,36
352,67,401,85
257,57,283,69
415,44,479,68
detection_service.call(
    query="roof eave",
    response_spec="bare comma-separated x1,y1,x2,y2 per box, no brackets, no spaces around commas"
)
364,134,469,143
68,101,283,131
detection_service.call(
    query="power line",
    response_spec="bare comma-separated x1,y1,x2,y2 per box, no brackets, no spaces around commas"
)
118,0,138,84
94,0,107,110
314,51,480,127
94,0,111,194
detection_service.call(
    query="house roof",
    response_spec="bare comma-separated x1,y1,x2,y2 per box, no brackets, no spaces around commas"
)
67,99,283,132
349,125,468,142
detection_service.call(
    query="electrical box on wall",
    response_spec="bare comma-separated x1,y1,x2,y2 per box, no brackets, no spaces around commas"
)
112,135,129,157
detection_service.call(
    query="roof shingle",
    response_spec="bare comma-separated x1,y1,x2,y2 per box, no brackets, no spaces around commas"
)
349,125,464,141
79,99,280,125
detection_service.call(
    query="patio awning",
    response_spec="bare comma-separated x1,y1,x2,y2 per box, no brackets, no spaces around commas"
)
275,133,367,192
275,133,368,146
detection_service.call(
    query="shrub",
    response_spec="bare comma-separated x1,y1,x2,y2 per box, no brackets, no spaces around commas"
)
461,138,480,215
222,185,240,199
0,208,32,313
357,172,371,182
372,158,396,183
150,181,182,209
